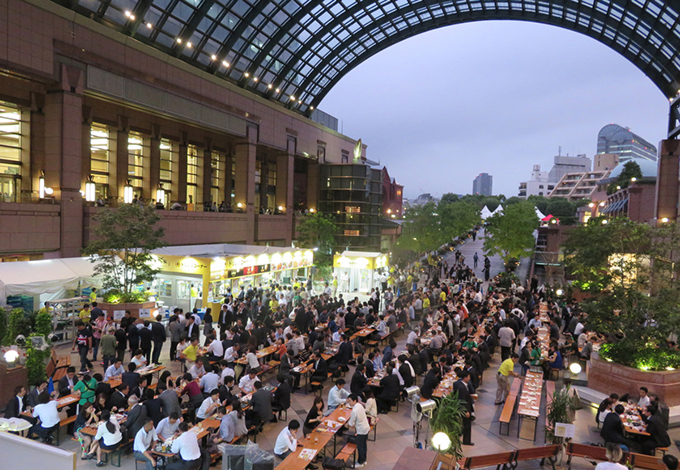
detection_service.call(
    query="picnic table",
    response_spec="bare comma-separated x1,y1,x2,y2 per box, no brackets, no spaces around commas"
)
516,371,543,441
354,328,375,338
235,344,279,365
277,405,353,470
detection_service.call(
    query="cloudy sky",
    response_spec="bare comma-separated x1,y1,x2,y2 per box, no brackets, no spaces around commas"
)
319,20,669,199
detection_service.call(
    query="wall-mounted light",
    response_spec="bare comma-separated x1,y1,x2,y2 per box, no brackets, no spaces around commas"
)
85,175,96,202
237,202,243,208
39,170,45,199
156,183,165,204
278,205,284,212
309,208,315,213
661,217,670,223
124,180,134,204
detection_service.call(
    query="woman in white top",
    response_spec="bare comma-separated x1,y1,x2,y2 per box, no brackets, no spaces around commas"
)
595,443,627,470
363,389,378,426
91,410,123,467
131,349,148,368
246,347,260,373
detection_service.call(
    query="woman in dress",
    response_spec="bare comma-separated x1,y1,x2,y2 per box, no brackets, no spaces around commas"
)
90,409,123,467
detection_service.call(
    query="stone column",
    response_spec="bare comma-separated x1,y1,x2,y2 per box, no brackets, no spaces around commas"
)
30,92,45,200
178,132,188,205
202,139,213,206
260,156,269,211
44,64,84,258
115,115,129,201
654,139,680,223
224,149,233,207
149,124,161,203
81,105,92,196
307,160,319,212
277,146,295,244
234,125,258,243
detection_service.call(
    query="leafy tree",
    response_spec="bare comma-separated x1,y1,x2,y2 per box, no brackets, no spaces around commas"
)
440,193,459,205
564,217,680,370
34,311,52,338
0,307,7,346
296,213,338,268
504,196,524,206
608,160,643,194
483,201,539,265
438,200,481,240
83,204,166,301
430,391,466,459
397,202,446,254
3,308,24,345
527,195,551,215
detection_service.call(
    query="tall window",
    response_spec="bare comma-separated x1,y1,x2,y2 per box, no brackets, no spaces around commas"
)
211,150,224,205
187,144,201,206
90,123,111,200
267,165,277,210
128,131,148,197
159,138,175,205
0,102,25,202
231,159,236,205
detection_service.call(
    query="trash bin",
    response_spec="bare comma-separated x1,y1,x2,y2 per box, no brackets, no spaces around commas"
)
244,442,275,470
218,443,247,470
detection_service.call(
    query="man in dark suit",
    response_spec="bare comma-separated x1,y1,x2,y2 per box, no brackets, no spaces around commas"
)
398,355,415,389
453,370,475,445
125,396,148,441
58,367,79,397
139,321,153,361
332,334,353,371
185,316,199,341
115,327,127,363
273,375,291,420
350,364,368,399
107,384,130,411
376,365,401,414
127,320,140,353
122,363,141,394
151,316,167,365
5,386,27,418
27,381,48,408
309,352,328,390
420,364,442,399
601,404,633,450
158,382,182,418
251,381,275,423
641,404,671,455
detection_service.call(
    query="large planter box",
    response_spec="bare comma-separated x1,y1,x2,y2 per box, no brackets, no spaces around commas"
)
589,353,680,406
97,302,158,321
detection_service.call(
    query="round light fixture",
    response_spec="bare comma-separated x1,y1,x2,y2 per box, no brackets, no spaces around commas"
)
555,289,564,296
432,432,451,452
4,350,19,363
569,362,582,374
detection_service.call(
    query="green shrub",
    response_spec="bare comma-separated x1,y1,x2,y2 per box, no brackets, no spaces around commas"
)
599,342,680,371
0,307,7,346
430,391,466,459
35,311,52,338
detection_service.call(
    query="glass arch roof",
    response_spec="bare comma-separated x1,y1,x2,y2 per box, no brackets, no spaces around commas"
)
55,0,680,115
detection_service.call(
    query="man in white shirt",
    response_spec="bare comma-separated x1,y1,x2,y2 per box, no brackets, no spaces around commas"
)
238,371,261,395
406,327,419,346
196,389,221,420
223,343,241,364
574,320,585,337
206,337,224,359
133,418,158,470
167,422,202,470
219,362,236,385
638,387,650,408
155,412,181,440
498,322,516,361
31,391,60,442
199,366,220,394
327,379,350,413
104,360,125,382
347,394,370,467
274,420,301,461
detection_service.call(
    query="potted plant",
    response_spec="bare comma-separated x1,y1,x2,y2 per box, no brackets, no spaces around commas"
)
545,386,576,464
429,391,466,459
84,203,166,318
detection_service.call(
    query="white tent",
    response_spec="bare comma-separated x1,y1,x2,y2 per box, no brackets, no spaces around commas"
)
491,205,504,216
0,257,100,306
535,207,546,220
480,205,493,220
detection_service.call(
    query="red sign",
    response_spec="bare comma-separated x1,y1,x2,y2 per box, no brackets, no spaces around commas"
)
243,266,259,275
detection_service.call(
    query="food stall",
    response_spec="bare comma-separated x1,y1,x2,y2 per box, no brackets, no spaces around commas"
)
149,244,314,312
333,251,389,295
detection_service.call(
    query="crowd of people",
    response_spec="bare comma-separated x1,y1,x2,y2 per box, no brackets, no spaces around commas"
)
3,226,678,467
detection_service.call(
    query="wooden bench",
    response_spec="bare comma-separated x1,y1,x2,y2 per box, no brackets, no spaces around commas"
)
498,378,522,435
512,445,559,470
432,453,459,470
311,382,323,396
656,447,669,457
566,443,609,469
463,451,515,470
101,441,131,467
368,417,379,441
53,367,67,381
55,415,77,446
629,452,666,470
337,442,357,468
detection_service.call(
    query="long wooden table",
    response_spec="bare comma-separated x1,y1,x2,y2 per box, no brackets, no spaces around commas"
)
516,370,543,441
235,344,279,365
277,405,353,470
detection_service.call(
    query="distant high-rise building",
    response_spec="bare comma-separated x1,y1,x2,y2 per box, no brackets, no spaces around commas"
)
473,173,493,196
548,154,591,183
597,124,657,162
